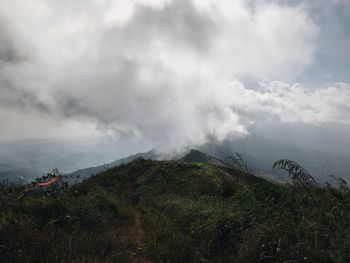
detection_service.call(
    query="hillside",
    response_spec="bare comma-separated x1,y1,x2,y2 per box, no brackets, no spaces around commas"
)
1,158,350,262
67,150,156,183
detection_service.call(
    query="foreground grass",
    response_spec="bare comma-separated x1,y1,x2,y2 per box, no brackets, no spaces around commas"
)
0,183,134,262
1,159,350,262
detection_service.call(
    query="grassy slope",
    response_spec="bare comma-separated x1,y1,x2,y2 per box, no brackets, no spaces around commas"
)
1,159,350,262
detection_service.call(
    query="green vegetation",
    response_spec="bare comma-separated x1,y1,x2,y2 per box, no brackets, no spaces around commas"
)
0,174,134,262
1,157,350,262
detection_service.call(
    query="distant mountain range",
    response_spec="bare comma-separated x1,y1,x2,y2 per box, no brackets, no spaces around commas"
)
0,138,143,183
199,134,350,183
66,142,350,186
66,150,157,183
2,123,350,184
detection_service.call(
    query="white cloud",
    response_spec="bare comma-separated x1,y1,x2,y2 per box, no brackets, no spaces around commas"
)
0,0,348,154
235,81,350,124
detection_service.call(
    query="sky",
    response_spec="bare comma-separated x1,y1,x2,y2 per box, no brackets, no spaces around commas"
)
0,0,349,155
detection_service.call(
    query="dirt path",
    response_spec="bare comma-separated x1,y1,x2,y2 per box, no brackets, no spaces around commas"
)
130,210,148,263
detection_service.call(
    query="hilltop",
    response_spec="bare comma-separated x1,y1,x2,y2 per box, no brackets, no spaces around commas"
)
1,156,350,262
65,149,229,184
181,149,231,168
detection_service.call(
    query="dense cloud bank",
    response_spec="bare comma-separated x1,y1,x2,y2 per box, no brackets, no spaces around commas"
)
0,0,349,154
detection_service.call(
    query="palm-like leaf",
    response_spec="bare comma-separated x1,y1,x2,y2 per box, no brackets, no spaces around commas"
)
273,159,317,187
329,174,349,191
226,153,251,175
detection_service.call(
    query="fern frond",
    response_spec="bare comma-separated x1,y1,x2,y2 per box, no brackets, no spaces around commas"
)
273,159,317,187
328,175,349,192
226,153,251,175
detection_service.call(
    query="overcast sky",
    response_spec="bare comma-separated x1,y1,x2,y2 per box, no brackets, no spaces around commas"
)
0,0,349,154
